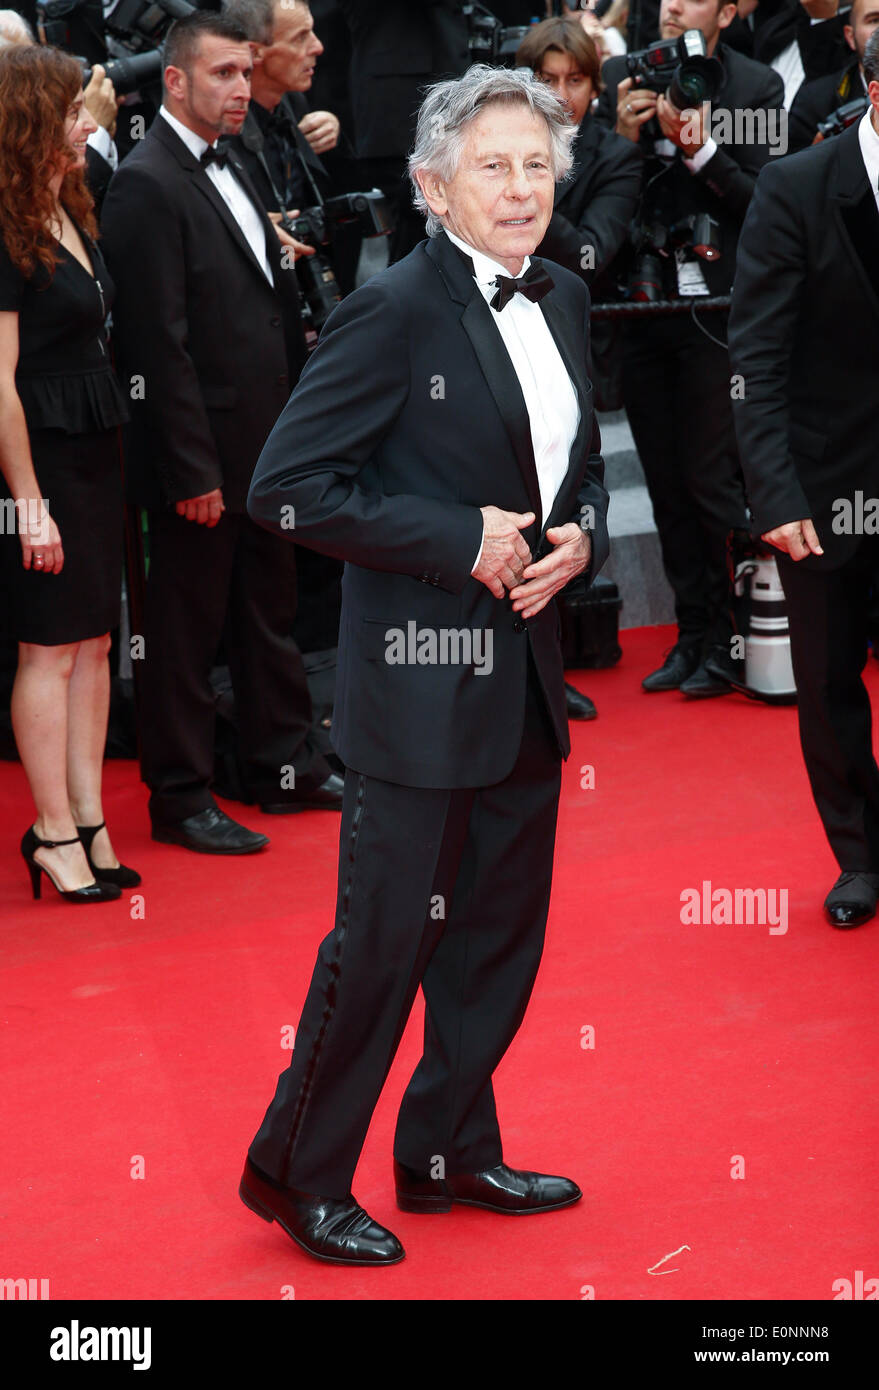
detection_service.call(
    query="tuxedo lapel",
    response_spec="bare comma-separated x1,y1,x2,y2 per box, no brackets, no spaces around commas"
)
151,118,272,285
832,123,879,321
537,288,592,536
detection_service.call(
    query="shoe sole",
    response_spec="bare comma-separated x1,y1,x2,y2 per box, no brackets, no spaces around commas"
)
396,1190,582,1216
151,829,268,854
259,803,343,814
239,1182,405,1266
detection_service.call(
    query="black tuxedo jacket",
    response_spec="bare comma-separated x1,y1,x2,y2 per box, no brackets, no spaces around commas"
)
248,230,610,788
536,114,643,288
788,59,863,153
728,120,879,568
100,116,308,512
337,0,470,160
596,44,784,295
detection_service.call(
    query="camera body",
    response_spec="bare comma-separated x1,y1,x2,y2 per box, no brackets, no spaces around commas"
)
625,28,723,112
816,95,868,140
281,191,392,339
462,3,529,66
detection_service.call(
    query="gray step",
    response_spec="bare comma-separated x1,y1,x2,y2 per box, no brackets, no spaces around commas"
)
598,411,675,631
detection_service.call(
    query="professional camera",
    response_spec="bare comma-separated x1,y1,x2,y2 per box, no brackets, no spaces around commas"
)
625,28,723,111
37,0,196,94
462,3,529,66
625,212,720,301
816,95,868,140
281,190,392,337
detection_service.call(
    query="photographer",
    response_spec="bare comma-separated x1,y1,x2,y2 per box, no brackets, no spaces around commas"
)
787,0,879,148
596,0,784,696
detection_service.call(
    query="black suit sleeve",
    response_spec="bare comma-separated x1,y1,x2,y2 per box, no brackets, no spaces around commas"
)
539,134,642,282
692,66,785,220
564,285,610,587
728,162,812,534
247,277,485,594
101,165,224,505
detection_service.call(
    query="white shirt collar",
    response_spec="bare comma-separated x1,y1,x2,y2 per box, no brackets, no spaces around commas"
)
857,107,879,193
444,228,531,286
159,105,216,161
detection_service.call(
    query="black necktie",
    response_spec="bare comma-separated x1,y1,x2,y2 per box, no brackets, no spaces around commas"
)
490,262,554,312
200,145,229,170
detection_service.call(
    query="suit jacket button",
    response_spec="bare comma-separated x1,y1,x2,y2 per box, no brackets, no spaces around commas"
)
277,373,287,385
270,315,281,327
513,618,526,633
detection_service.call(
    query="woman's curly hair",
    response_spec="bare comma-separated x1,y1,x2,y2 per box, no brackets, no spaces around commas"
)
0,43,98,280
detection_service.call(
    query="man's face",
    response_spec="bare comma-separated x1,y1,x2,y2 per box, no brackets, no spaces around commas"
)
845,0,879,63
260,1,324,92
659,0,736,53
535,48,594,126
165,35,253,139
419,102,556,276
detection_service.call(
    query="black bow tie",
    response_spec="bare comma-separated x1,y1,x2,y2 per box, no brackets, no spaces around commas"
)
490,262,554,312
200,145,229,170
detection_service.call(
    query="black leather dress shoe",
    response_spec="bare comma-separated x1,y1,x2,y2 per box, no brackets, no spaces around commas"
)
565,683,597,721
239,1158,405,1265
642,640,701,692
260,772,345,814
394,1158,582,1215
824,872,879,928
151,806,269,855
681,643,739,697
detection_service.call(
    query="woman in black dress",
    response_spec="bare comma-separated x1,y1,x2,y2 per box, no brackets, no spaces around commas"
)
0,43,138,903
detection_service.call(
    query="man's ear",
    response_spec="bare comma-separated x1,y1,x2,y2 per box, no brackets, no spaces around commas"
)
415,167,448,218
250,39,267,68
163,63,185,102
843,23,856,53
718,2,738,31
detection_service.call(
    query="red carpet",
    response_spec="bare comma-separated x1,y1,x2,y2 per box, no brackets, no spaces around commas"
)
2,623,878,1301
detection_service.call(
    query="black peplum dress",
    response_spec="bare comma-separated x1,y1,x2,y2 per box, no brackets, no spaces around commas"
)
0,225,129,646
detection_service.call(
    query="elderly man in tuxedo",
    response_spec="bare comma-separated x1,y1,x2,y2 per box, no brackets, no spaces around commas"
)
239,63,610,1266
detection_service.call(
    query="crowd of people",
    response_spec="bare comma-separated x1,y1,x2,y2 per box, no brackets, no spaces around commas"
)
0,0,877,910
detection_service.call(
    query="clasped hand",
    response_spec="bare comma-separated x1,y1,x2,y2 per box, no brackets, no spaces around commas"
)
473,505,592,620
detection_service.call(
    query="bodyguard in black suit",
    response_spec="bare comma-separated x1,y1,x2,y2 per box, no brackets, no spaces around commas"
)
728,34,879,926
238,64,610,1265
595,0,783,697
101,12,340,853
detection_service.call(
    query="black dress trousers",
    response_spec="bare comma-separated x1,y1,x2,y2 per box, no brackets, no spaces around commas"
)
621,311,748,643
777,536,879,872
141,507,328,824
248,650,563,1199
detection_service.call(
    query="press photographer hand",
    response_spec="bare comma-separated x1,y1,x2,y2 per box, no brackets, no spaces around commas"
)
616,77,658,142
656,94,710,153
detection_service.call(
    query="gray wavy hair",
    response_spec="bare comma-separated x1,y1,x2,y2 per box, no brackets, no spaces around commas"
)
408,64,577,238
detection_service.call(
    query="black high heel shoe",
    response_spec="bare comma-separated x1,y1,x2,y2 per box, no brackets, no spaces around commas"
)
21,827,121,903
76,822,141,888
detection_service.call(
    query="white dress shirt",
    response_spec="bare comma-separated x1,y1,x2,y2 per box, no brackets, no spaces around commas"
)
444,229,581,573
158,106,274,286
86,123,118,172
858,106,879,216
